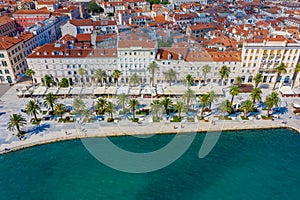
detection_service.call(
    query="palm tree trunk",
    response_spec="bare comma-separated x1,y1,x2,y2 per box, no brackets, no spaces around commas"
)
273,74,279,90
231,96,234,106
204,73,206,85
201,106,204,118
292,72,298,89
267,108,270,117
16,125,22,137
34,112,38,121
132,108,135,119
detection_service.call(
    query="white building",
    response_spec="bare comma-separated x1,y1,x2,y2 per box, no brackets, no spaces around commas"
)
0,36,27,83
241,38,300,87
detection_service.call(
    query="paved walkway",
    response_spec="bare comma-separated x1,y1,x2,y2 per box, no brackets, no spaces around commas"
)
0,83,300,154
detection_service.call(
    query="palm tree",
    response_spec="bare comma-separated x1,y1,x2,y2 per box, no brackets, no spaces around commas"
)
78,68,86,86
117,93,129,111
7,114,26,139
235,76,242,85
160,97,173,115
250,88,262,104
200,93,210,118
229,85,240,106
59,78,69,88
207,90,217,109
202,64,211,85
44,74,53,87
96,98,107,115
25,68,35,87
273,63,287,90
173,100,186,118
265,92,280,117
73,97,85,114
164,68,177,86
219,100,233,116
44,93,57,112
105,101,115,119
147,61,159,87
219,65,230,87
150,99,163,120
54,103,66,118
26,100,40,121
82,109,94,122
94,69,107,87
129,73,141,87
240,100,254,117
253,73,262,89
128,99,139,120
292,63,300,88
185,74,194,88
112,69,122,86
182,88,195,110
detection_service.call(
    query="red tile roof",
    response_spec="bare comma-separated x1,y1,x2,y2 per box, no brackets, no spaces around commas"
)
0,15,14,26
0,36,22,50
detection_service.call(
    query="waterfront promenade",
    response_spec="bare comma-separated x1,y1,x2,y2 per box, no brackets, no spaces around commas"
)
1,83,300,154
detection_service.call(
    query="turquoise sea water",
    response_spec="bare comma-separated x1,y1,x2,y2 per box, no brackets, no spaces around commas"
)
1,129,300,200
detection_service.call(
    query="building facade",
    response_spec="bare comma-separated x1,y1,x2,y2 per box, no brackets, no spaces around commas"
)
241,39,300,87
12,9,51,28
0,36,27,83
0,16,18,37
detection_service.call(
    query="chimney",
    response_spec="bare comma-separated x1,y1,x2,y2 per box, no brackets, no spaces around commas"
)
91,32,97,47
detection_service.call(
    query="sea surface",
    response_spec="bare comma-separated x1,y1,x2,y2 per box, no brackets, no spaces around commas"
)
1,129,300,200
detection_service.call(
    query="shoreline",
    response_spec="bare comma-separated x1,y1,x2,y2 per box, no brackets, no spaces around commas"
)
1,121,300,155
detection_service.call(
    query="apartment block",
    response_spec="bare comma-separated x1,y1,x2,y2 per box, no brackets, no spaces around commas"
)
0,36,27,83
241,38,300,87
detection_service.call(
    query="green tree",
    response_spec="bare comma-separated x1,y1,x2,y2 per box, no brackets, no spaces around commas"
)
208,90,217,109
54,103,66,118
117,93,129,111
26,100,40,121
219,65,230,87
44,74,53,87
160,97,173,115
78,68,86,87
25,68,35,87
219,100,233,116
250,88,262,104
273,63,287,90
88,0,103,14
82,109,94,123
59,78,69,88
253,73,262,89
147,61,159,87
185,74,194,87
200,93,210,118
150,99,163,120
173,100,186,118
44,93,57,112
73,98,85,114
7,114,26,139
182,88,195,110
128,99,139,120
265,92,280,117
96,98,107,115
129,73,141,86
105,101,115,119
112,69,122,86
94,69,106,87
235,76,242,85
202,64,211,85
229,85,240,106
240,100,254,117
164,69,177,86
292,63,300,88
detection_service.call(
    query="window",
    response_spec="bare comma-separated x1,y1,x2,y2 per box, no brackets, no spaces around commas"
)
0,53,4,58
2,61,7,66
4,69,9,74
